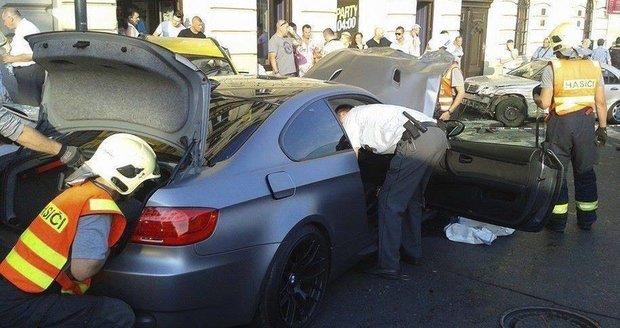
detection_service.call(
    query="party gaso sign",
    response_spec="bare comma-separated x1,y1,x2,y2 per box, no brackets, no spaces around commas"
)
336,0,359,34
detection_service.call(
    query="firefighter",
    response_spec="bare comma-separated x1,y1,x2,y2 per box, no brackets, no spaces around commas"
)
1,107,83,166
534,22,607,232
431,33,465,121
0,133,160,327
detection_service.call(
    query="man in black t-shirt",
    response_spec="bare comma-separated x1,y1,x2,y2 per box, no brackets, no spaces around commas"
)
178,16,206,38
610,37,620,69
366,27,392,48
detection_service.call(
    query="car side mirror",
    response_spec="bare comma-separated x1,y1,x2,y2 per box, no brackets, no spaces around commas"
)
444,120,465,138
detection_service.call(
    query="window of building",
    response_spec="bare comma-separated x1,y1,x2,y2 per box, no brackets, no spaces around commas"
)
514,0,530,55
541,8,546,15
280,100,347,161
577,20,581,27
540,19,545,27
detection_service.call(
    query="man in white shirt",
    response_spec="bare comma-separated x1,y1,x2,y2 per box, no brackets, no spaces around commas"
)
321,28,345,57
153,11,185,37
390,26,412,55
336,104,448,280
124,8,140,38
297,24,321,77
410,24,421,57
1,8,45,106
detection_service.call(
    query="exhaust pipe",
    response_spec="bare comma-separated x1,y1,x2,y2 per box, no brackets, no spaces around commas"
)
74,0,87,32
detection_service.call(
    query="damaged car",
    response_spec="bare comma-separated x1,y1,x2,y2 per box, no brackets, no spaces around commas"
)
462,59,620,126
0,32,562,328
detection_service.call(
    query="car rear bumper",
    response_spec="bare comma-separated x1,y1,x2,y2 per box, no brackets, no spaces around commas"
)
90,242,280,328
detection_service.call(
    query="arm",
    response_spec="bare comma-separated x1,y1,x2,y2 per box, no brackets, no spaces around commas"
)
70,258,107,281
595,85,607,129
535,87,553,109
70,214,113,281
268,52,279,75
1,53,33,64
16,126,62,156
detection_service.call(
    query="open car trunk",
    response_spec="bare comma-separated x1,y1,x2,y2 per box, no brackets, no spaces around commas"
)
0,131,178,257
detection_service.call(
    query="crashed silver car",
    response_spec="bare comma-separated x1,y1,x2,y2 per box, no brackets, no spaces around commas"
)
463,59,620,126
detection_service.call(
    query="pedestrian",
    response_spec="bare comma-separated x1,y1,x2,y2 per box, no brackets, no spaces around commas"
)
0,107,84,166
340,31,352,48
177,16,206,38
336,104,448,280
500,39,518,63
0,8,45,106
297,24,321,77
390,26,412,54
257,23,269,65
268,20,296,76
534,23,607,232
366,27,392,48
153,11,185,37
123,8,140,38
425,30,450,53
610,37,620,69
0,133,160,327
410,24,422,57
532,37,555,60
321,28,345,57
447,35,464,65
591,38,611,65
430,34,465,121
350,32,367,50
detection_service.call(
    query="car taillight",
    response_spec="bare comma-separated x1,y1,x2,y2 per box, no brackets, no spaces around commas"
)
130,207,218,246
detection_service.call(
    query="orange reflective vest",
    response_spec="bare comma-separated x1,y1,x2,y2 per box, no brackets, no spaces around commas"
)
0,180,126,295
550,59,601,115
438,63,461,112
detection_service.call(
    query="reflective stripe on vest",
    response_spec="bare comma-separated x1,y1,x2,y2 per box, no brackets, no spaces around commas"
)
438,63,460,111
552,203,569,215
0,180,126,294
551,60,600,115
576,200,598,212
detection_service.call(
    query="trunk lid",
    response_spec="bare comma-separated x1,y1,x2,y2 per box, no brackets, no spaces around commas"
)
28,32,210,162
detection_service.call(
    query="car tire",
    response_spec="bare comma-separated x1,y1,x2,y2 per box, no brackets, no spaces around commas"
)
253,225,330,328
608,101,620,124
495,97,527,127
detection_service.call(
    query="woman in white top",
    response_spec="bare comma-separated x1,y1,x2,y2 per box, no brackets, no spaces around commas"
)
351,32,368,50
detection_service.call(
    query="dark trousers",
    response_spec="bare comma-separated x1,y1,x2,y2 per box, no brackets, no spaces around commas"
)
546,111,599,228
13,64,45,106
0,278,135,328
377,127,448,270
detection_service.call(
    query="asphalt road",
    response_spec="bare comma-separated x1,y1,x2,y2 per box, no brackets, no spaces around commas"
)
311,127,620,328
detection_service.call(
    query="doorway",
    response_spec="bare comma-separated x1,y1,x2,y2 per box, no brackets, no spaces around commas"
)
460,1,492,77
416,0,433,53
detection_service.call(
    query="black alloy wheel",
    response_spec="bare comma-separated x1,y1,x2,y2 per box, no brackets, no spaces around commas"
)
495,97,527,127
255,226,330,328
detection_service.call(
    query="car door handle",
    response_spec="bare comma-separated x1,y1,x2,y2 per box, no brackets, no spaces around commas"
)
611,87,619,91
459,154,473,164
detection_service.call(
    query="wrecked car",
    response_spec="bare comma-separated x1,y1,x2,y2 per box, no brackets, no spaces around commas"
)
0,32,562,328
463,59,620,126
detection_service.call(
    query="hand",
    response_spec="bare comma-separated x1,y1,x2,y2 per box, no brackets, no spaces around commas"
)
58,145,86,168
439,111,451,121
595,127,607,146
0,54,10,63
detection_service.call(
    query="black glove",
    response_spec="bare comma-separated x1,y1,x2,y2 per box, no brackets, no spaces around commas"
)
58,145,85,168
595,127,607,147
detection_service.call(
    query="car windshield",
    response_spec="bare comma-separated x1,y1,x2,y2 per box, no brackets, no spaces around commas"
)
204,95,283,164
507,60,548,80
185,55,236,76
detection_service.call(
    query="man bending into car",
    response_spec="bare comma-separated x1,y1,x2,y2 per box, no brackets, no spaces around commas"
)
0,133,160,327
336,104,448,280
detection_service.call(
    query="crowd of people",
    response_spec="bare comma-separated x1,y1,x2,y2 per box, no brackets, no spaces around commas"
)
117,8,207,39
529,35,620,69
259,22,467,77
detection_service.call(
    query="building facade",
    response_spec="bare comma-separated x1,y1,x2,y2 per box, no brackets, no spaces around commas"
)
1,0,619,76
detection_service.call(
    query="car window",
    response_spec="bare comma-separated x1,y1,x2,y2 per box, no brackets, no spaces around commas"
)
602,69,620,85
452,121,545,148
508,60,547,80
205,98,279,163
186,55,236,76
281,100,347,161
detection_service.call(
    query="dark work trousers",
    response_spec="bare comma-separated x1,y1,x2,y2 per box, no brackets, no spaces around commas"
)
13,64,45,106
377,126,449,271
545,110,599,229
0,277,135,328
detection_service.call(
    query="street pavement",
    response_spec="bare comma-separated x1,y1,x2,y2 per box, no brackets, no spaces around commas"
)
312,126,620,328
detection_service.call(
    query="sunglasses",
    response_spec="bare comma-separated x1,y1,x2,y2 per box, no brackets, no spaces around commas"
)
395,32,402,36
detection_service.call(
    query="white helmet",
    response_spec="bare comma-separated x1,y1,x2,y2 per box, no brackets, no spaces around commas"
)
85,133,160,195
548,22,587,58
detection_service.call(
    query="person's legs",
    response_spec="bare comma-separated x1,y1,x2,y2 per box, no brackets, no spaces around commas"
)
0,278,134,328
571,114,598,229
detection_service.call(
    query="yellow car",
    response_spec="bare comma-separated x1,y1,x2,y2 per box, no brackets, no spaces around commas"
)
146,36,238,76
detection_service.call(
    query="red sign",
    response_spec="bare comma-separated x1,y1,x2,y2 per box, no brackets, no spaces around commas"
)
609,0,620,14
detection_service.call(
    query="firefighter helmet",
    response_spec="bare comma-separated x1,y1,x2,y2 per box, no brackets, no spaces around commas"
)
548,22,588,58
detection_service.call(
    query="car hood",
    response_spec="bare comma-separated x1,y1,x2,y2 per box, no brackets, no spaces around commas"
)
305,48,455,117
29,32,210,154
145,36,237,74
465,74,539,88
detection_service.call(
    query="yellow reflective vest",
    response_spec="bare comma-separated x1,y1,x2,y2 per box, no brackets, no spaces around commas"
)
550,59,601,115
